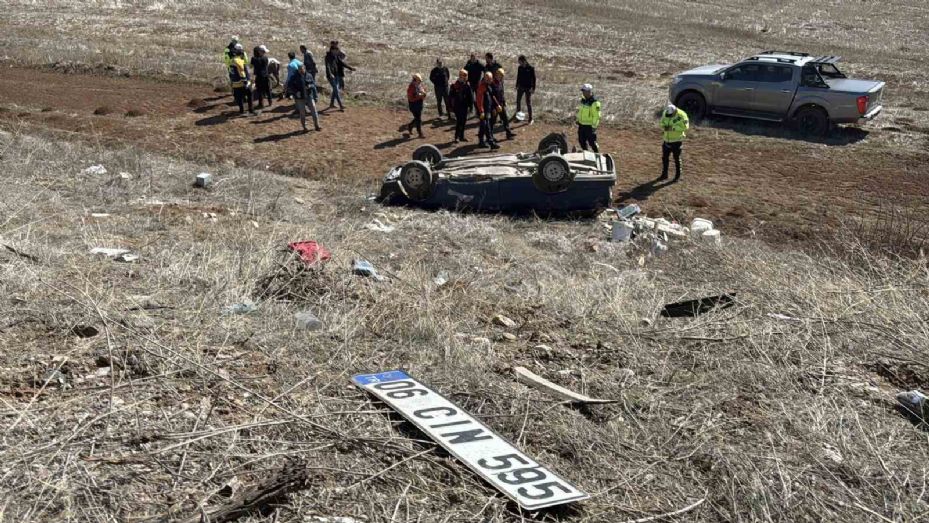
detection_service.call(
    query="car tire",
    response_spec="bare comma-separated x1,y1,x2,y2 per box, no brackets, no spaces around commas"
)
533,154,574,193
398,160,435,201
676,91,706,121
537,133,569,155
412,144,444,166
794,106,829,137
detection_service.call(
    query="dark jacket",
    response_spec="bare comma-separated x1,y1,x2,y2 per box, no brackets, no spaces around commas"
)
251,55,269,78
287,71,308,100
302,51,318,78
429,66,450,91
325,50,353,80
475,81,499,114
516,64,536,91
448,80,474,113
492,80,506,107
464,60,484,86
484,61,501,76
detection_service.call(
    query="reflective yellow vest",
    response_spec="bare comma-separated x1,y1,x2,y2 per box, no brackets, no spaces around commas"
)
229,56,249,88
576,97,601,128
660,108,689,143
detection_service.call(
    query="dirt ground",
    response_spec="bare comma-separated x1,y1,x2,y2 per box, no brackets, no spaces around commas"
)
1,67,927,246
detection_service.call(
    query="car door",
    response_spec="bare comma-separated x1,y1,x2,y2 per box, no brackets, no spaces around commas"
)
714,63,762,113
753,64,796,117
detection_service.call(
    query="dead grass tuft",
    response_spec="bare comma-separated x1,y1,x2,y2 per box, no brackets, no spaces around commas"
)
93,105,114,115
124,108,146,117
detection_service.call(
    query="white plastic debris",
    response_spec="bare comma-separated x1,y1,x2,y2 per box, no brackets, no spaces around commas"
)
90,247,130,258
195,172,212,188
364,218,395,233
433,271,449,287
690,218,714,237
611,220,633,242
702,229,721,245
897,390,929,420
651,239,668,256
295,310,323,331
118,172,132,180
115,252,139,263
81,164,107,176
90,213,111,218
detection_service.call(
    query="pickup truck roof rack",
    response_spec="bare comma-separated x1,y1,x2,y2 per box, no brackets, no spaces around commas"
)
809,55,842,64
746,56,799,64
758,50,810,57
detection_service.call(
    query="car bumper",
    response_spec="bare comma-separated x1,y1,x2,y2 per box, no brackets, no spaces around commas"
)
857,105,882,123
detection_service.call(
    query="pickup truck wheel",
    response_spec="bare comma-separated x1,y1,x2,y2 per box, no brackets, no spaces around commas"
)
538,133,569,155
676,92,706,121
412,144,444,166
794,106,829,137
398,161,435,201
533,155,575,193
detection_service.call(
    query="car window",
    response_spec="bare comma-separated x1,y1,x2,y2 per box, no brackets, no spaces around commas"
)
762,65,793,83
727,64,763,82
816,63,846,79
801,65,828,88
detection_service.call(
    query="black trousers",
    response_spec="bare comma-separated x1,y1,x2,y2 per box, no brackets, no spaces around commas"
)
662,141,683,178
454,109,468,140
434,85,449,115
255,77,272,106
491,107,512,136
516,88,532,121
232,86,253,113
478,113,496,144
408,100,424,135
578,125,598,152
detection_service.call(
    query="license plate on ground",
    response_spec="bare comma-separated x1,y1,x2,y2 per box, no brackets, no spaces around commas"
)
352,370,589,510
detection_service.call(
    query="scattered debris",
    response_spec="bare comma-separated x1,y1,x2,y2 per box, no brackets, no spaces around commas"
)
514,366,618,405
650,239,668,257
433,271,449,287
896,390,929,421
288,241,332,266
72,324,100,338
364,218,395,233
195,172,212,188
617,204,641,220
702,229,721,245
822,443,843,464
690,218,714,237
89,213,111,218
501,332,517,341
43,369,69,388
768,312,802,322
661,293,736,318
294,310,323,331
3,244,39,262
309,518,362,523
353,370,589,510
224,302,258,315
115,252,139,263
118,172,132,180
90,247,129,258
352,259,385,281
492,314,518,329
611,220,633,242
80,164,107,176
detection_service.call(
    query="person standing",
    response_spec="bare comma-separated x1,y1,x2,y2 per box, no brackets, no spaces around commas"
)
429,59,451,118
229,44,255,115
659,103,689,180
491,68,515,140
405,74,427,138
288,63,321,132
282,51,301,100
325,41,354,111
515,55,536,124
448,70,474,143
251,45,273,109
576,83,601,152
464,53,484,96
300,45,318,80
475,72,499,149
484,53,501,77
222,36,239,68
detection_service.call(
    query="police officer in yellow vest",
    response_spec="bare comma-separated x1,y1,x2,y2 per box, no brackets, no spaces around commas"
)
660,103,689,180
576,83,601,153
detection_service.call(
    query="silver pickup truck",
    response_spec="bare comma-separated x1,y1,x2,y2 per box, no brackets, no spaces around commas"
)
669,51,884,136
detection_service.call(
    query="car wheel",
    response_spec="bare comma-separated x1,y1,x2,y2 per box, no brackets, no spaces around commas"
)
412,144,443,166
537,132,569,155
794,106,829,137
398,161,435,201
676,92,706,121
533,155,574,193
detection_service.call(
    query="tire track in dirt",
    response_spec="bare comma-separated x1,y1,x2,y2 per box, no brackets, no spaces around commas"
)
1,67,926,247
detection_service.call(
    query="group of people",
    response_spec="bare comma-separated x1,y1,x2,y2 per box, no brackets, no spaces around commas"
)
405,53,537,149
222,36,355,132
222,38,691,179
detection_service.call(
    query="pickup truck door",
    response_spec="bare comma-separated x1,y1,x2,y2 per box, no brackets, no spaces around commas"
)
752,64,796,117
714,63,763,113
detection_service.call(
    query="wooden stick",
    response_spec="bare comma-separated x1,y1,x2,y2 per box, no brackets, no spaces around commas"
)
513,367,618,404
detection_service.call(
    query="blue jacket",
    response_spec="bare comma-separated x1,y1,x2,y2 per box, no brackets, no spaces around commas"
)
286,58,301,82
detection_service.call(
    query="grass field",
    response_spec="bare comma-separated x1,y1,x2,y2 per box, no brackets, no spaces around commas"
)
2,1,929,521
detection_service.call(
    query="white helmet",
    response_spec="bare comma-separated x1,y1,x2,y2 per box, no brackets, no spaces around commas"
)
258,45,268,53
234,43,244,52
665,103,677,115
580,83,593,92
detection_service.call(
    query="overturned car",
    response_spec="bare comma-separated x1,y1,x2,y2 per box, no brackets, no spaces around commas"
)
378,134,616,216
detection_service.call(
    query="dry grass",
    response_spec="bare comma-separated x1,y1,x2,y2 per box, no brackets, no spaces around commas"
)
1,0,927,149
2,126,929,521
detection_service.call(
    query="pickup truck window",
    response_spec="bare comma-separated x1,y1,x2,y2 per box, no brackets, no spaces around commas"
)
726,64,763,82
761,65,793,83
816,63,846,79
801,65,828,88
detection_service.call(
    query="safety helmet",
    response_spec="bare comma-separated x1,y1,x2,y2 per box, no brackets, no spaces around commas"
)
665,104,677,115
581,83,593,92
258,45,268,53
234,43,244,52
